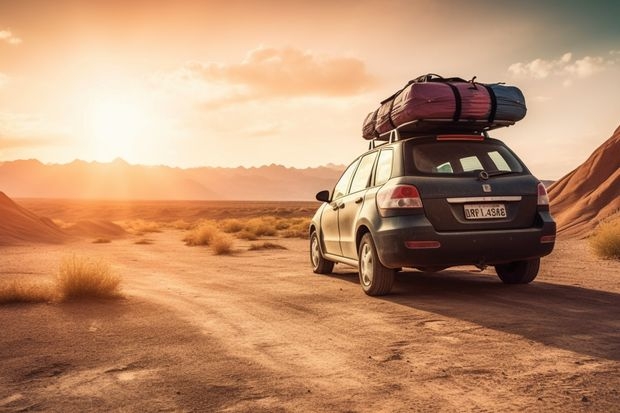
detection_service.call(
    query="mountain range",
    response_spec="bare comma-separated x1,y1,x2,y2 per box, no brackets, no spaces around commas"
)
0,160,344,201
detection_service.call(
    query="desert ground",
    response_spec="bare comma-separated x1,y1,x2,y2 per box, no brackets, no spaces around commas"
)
1,200,620,412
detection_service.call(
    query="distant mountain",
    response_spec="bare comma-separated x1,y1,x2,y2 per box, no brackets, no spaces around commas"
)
0,160,344,201
548,124,620,238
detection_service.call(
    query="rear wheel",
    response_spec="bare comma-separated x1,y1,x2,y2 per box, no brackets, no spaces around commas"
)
310,231,334,274
358,233,395,296
495,258,540,284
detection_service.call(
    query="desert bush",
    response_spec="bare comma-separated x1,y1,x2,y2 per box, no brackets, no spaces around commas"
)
275,220,290,230
220,219,245,233
0,279,56,304
590,218,620,260
183,221,219,246
134,238,154,245
92,238,111,244
122,219,161,235
244,217,277,237
167,219,194,230
280,217,310,239
236,230,259,241
57,256,122,300
211,233,235,255
248,242,287,251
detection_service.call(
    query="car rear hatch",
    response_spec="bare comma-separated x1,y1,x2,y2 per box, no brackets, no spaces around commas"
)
403,136,541,232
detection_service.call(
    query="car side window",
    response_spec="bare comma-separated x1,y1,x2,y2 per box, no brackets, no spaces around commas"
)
332,159,359,200
349,152,378,194
374,149,393,185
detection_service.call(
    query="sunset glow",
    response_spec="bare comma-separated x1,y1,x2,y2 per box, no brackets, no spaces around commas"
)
0,1,619,179
83,95,151,161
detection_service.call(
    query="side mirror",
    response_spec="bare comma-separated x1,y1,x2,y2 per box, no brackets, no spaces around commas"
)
315,190,330,203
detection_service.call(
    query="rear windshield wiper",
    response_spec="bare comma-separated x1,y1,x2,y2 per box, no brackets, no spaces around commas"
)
478,170,520,180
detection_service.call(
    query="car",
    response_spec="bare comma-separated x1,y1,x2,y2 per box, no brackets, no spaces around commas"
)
309,132,556,296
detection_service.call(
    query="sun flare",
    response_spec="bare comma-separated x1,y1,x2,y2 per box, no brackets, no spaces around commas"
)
84,95,150,161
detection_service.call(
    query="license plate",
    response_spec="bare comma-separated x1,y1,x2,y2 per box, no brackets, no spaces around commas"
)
464,203,507,220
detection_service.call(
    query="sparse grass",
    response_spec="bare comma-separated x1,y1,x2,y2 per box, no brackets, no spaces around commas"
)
57,256,122,300
590,217,620,260
211,233,235,255
93,238,111,244
183,221,219,246
248,242,287,251
0,279,57,304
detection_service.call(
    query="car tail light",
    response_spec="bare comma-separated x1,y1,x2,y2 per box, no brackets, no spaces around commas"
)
537,183,550,206
540,235,556,244
405,240,441,249
377,183,423,216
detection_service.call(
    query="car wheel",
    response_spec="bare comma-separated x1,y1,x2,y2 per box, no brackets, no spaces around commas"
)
310,231,334,274
495,258,540,284
358,233,395,296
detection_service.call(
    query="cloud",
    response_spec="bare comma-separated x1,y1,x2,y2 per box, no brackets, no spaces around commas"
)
0,30,22,45
185,46,375,100
508,52,617,84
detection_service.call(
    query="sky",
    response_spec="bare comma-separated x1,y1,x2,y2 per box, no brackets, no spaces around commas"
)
0,0,619,179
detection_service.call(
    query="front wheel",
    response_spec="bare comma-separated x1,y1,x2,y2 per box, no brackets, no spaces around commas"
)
495,258,540,284
358,233,395,296
310,231,334,274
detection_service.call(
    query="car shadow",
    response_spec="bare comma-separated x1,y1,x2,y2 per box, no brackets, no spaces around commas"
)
328,268,620,361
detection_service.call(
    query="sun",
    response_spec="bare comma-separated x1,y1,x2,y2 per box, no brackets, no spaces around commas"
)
83,95,150,162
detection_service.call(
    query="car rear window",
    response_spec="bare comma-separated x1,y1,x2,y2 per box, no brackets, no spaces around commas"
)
410,141,524,175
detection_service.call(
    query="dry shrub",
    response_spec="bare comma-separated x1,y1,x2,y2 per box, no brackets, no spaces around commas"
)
211,233,235,255
93,238,111,244
167,219,193,230
275,221,290,230
184,221,219,246
135,238,154,245
236,230,258,241
244,217,277,237
57,256,122,300
590,218,620,260
0,279,56,304
123,219,161,235
248,242,287,251
280,217,310,239
220,219,245,233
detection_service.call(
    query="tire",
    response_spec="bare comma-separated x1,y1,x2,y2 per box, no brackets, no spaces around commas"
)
310,231,334,274
358,233,395,296
495,258,540,284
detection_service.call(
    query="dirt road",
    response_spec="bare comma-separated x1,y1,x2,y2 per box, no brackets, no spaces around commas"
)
1,233,619,412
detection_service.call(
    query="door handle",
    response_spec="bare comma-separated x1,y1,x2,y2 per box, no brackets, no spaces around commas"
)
354,197,363,204
332,202,345,211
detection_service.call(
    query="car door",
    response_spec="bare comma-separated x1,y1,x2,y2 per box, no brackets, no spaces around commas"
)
320,159,359,256
338,151,378,259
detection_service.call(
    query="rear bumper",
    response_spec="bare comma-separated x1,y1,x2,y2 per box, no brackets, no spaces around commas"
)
373,212,556,268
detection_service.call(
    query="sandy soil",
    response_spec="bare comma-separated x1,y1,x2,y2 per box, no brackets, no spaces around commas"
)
1,232,619,412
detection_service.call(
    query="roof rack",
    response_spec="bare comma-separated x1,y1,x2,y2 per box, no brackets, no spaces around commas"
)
368,119,515,149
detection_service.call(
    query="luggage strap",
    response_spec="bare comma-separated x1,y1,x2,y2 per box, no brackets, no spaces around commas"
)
481,84,498,123
446,84,462,122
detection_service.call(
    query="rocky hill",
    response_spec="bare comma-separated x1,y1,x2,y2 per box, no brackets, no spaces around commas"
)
548,125,620,238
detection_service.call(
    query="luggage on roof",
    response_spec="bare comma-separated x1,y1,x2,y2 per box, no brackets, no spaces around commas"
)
362,74,527,140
